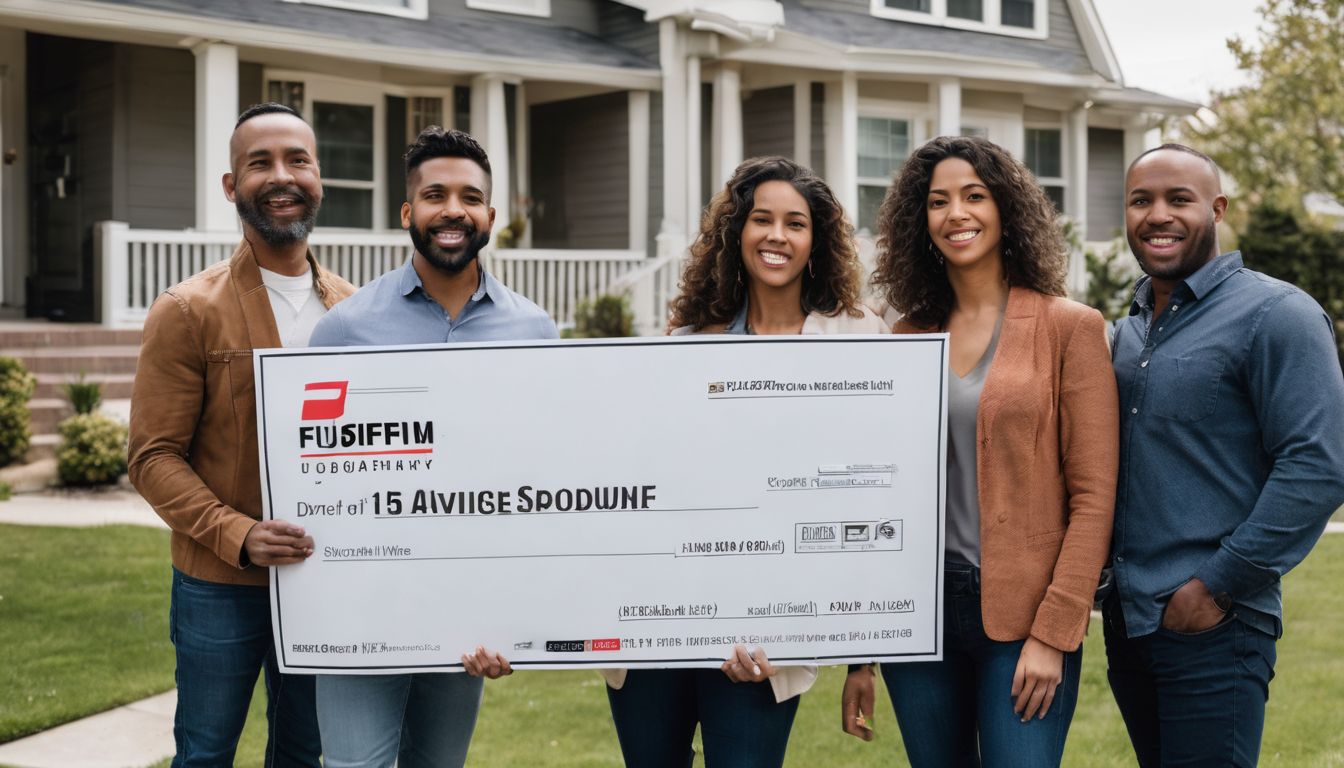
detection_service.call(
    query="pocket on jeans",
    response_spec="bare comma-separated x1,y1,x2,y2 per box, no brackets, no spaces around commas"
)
1157,612,1237,639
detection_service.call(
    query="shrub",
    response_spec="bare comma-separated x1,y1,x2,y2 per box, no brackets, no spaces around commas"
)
56,414,128,487
0,357,36,467
0,481,11,501
63,375,102,415
571,294,634,338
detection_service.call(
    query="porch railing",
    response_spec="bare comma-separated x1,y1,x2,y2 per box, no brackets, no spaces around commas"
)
95,221,668,331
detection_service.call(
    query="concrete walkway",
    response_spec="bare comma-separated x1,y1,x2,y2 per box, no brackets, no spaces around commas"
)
1,488,1342,768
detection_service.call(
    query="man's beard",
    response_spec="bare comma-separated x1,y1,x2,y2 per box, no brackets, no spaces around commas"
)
1131,219,1220,283
235,185,319,247
408,219,491,275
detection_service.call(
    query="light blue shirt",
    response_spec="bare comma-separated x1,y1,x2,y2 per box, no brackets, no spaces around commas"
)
1111,251,1344,638
310,261,558,347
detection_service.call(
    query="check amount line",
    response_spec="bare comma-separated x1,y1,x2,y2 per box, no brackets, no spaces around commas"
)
324,551,674,563
369,505,759,518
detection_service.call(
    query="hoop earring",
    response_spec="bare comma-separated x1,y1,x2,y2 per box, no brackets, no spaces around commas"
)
808,259,815,278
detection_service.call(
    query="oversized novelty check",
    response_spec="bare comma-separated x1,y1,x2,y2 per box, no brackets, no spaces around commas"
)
255,336,947,673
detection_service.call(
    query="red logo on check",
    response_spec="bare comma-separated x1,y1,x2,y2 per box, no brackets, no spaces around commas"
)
301,381,349,420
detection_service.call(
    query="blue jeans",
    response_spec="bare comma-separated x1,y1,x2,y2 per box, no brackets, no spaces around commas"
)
168,568,320,768
1103,595,1277,767
606,669,801,768
316,672,484,768
881,564,1081,768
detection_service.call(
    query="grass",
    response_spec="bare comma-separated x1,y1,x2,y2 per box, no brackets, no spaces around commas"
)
0,524,175,743
8,525,1344,766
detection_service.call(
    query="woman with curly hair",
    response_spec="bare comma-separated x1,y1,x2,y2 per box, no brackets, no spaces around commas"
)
603,156,883,768
665,155,886,335
839,136,1118,767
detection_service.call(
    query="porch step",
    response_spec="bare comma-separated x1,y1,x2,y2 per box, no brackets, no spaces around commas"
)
0,346,141,375
0,323,144,472
35,373,137,401
0,324,142,348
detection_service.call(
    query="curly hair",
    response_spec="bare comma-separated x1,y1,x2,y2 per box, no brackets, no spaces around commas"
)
667,156,866,330
871,136,1068,328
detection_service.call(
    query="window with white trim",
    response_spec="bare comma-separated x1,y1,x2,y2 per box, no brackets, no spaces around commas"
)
870,0,1047,38
466,0,550,18
856,116,914,235
1024,126,1065,213
281,0,428,20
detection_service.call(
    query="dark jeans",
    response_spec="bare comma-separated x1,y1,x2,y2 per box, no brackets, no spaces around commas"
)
606,668,800,767
169,568,321,768
1103,595,1277,768
880,563,1081,768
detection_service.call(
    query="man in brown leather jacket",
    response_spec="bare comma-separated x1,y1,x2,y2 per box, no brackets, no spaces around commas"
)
129,103,354,767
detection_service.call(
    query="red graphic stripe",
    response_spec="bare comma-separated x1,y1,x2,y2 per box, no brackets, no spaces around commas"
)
300,448,434,458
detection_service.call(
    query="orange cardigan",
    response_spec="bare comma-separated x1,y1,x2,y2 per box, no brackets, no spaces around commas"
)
896,287,1119,651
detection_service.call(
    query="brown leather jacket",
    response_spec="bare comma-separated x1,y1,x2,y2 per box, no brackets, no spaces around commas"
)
895,287,1118,651
129,241,356,585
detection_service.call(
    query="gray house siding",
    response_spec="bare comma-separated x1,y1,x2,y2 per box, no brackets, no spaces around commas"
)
120,44,195,230
1086,126,1124,239
743,86,794,160
784,0,1094,75
529,91,629,249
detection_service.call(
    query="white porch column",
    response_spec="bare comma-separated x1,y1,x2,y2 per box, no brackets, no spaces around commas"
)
193,42,239,232
628,90,651,253
711,63,743,188
934,77,961,138
1066,104,1089,238
471,75,511,240
1122,115,1162,169
659,19,688,241
793,80,811,168
1066,104,1090,294
685,54,702,233
824,72,858,221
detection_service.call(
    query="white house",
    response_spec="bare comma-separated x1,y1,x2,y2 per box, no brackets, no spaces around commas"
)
0,0,1194,332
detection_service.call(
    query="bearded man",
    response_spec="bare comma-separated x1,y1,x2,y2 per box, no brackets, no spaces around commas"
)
307,126,556,768
129,102,355,767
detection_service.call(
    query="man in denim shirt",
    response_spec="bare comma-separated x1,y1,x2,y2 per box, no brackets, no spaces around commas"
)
1105,143,1344,767
309,127,557,768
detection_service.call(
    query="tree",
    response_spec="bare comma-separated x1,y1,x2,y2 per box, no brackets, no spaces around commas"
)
1186,0,1344,211
1238,202,1344,362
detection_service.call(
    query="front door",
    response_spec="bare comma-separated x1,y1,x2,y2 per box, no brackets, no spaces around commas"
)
27,34,97,321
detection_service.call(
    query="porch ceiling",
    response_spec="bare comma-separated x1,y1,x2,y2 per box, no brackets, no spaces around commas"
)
0,0,661,87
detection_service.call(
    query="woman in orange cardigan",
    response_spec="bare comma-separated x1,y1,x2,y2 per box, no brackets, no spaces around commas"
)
840,136,1118,767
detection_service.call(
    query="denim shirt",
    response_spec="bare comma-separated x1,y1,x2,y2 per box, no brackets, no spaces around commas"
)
310,261,558,347
1111,251,1344,638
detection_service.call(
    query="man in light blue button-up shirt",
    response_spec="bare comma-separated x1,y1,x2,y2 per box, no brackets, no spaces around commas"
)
310,127,557,768
1105,144,1344,768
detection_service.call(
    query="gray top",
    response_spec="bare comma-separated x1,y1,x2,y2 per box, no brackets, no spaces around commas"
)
945,315,1002,568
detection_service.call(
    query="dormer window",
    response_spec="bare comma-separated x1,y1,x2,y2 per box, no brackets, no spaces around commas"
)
871,0,1046,37
281,0,428,20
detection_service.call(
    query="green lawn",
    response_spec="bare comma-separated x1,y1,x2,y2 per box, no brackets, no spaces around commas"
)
6,524,1344,766
0,525,175,743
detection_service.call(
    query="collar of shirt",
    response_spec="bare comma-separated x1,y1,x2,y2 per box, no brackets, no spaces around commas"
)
396,260,497,307
1129,251,1245,318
